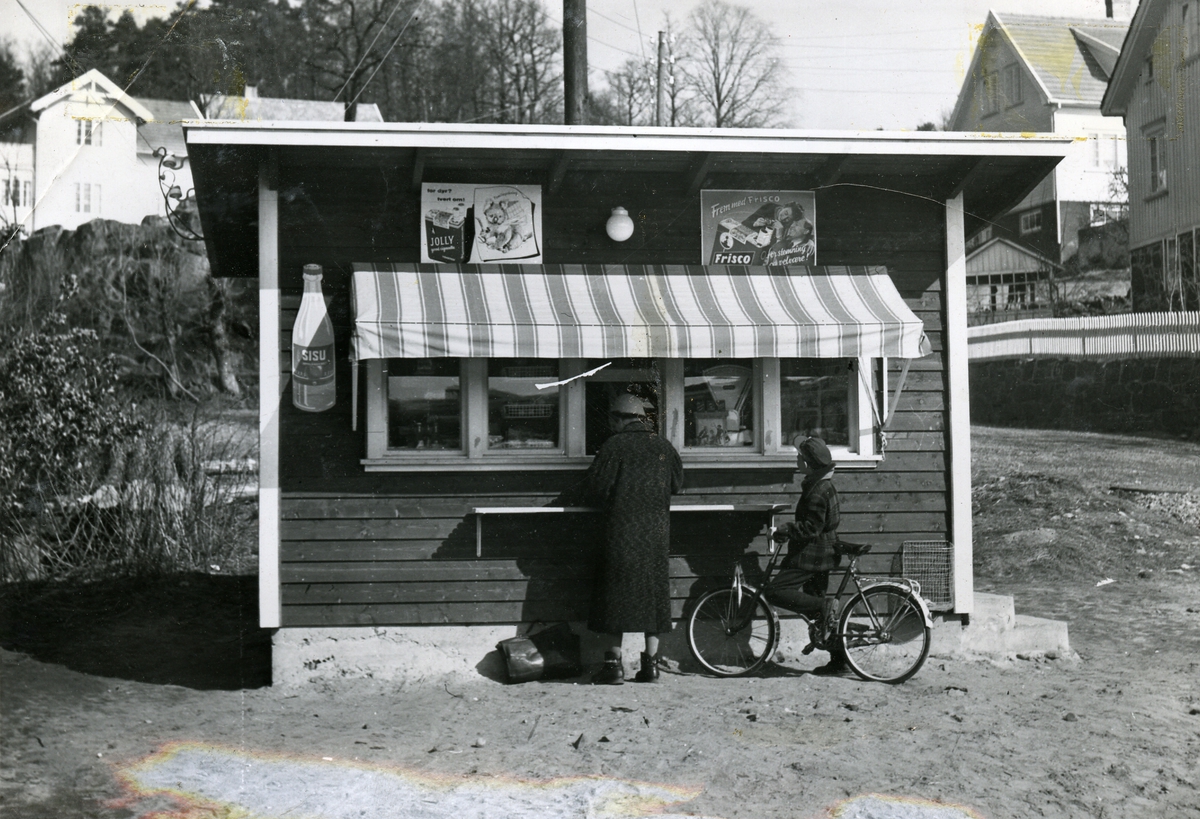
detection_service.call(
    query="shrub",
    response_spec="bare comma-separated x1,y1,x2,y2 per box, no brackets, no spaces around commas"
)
0,293,141,510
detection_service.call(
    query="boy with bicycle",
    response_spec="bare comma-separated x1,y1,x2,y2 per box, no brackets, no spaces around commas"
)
769,436,849,676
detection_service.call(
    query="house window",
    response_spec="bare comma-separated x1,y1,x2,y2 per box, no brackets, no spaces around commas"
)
1019,210,1042,234
584,359,661,455
487,359,560,451
365,356,882,469
385,358,463,450
22,181,29,207
980,71,1000,116
1148,134,1167,193
1089,134,1120,168
75,183,101,214
683,360,755,449
1002,63,1022,107
76,120,101,146
780,359,852,449
1145,55,1155,81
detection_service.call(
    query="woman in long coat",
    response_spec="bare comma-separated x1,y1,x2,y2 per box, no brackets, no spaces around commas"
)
583,392,683,685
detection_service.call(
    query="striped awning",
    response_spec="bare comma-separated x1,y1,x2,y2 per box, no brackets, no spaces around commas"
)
351,264,928,360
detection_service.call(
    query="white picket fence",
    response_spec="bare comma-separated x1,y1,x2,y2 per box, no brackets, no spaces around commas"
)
967,311,1200,361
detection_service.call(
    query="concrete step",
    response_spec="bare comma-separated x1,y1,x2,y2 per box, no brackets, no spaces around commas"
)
931,592,1071,659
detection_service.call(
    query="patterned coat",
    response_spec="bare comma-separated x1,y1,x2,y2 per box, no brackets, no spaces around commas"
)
780,473,841,573
583,427,683,634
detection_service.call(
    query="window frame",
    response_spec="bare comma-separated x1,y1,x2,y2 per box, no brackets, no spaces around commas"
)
1147,132,1168,195
362,356,884,471
1019,209,1042,235
1001,63,1022,108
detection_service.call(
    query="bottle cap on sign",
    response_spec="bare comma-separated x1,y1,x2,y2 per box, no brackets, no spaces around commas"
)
303,263,323,281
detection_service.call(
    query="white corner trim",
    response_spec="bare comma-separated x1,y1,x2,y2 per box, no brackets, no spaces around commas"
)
258,164,281,630
944,193,974,616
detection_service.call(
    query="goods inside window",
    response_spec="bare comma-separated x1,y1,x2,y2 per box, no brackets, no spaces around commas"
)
683,360,754,448
386,358,462,450
584,358,660,455
487,359,560,450
781,359,850,448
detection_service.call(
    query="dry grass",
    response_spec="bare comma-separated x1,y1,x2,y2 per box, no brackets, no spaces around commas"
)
971,425,1200,583
0,405,258,583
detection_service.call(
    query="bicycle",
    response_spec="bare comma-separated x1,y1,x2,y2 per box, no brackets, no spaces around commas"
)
686,525,933,684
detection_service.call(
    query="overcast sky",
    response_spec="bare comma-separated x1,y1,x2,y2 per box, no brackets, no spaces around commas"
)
2,0,1132,129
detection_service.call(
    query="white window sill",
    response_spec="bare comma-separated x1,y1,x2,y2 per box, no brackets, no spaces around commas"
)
361,452,883,472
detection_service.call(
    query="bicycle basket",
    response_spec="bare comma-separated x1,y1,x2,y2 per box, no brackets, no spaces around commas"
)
899,540,953,610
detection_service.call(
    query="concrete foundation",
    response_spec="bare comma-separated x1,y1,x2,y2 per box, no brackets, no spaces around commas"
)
930,593,1072,660
271,593,1070,686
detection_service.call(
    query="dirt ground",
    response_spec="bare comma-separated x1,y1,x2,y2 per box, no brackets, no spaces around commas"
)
2,426,1199,819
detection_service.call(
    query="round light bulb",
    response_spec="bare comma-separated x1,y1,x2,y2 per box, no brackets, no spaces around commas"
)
606,207,635,242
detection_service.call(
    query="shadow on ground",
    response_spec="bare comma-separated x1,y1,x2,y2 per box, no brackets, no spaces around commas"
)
0,573,271,690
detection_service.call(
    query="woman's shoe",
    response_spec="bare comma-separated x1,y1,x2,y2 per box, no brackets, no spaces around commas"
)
634,652,659,683
591,657,624,685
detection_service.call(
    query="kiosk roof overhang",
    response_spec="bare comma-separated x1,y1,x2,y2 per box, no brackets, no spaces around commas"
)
184,121,1072,279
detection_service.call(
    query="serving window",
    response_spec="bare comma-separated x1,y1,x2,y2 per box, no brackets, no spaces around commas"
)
363,356,880,470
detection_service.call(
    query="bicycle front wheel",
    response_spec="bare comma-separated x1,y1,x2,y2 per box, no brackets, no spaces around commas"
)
687,587,778,677
838,586,931,684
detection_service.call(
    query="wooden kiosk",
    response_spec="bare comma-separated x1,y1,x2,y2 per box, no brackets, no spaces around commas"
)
185,122,1069,683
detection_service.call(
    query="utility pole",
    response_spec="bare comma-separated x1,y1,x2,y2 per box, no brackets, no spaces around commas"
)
655,31,666,127
563,0,588,125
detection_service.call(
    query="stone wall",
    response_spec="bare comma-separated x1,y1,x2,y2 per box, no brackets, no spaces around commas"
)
970,357,1200,439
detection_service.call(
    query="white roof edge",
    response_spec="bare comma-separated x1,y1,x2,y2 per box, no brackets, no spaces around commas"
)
967,236,1063,268
183,121,1073,157
30,68,156,122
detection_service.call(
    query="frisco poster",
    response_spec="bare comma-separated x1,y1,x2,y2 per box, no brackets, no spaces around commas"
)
701,190,817,266
420,183,543,264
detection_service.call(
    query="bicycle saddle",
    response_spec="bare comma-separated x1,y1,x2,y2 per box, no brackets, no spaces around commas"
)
835,540,871,556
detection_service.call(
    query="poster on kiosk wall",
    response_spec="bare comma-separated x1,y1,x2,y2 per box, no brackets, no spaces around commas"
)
420,183,543,264
701,190,817,266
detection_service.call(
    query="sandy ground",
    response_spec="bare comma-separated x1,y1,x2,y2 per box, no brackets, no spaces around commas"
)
3,427,1200,819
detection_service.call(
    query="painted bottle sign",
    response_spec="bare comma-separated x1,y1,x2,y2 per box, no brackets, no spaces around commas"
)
292,264,336,412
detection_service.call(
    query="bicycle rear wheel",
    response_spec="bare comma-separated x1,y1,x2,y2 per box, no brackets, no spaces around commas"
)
687,587,778,676
838,585,930,684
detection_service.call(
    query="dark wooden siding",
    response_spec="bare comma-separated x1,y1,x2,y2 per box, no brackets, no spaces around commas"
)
275,159,951,627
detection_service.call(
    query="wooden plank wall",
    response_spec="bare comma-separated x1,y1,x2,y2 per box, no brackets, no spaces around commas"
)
275,157,951,627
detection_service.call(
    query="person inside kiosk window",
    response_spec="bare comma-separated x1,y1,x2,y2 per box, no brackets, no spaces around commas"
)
769,436,848,676
584,392,683,684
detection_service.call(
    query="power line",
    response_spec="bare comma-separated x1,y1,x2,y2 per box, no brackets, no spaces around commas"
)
334,0,411,102
348,0,426,107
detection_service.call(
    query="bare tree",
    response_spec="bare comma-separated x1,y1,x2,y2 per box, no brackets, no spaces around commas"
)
680,0,789,129
604,57,655,126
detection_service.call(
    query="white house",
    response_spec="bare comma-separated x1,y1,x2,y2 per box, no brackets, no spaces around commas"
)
0,141,34,232
21,69,200,232
0,71,384,236
950,11,1130,267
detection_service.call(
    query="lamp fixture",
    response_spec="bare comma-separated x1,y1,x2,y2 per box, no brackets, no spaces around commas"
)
605,206,635,242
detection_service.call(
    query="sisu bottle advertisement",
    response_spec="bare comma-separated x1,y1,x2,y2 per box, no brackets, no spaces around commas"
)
700,190,817,267
291,264,336,412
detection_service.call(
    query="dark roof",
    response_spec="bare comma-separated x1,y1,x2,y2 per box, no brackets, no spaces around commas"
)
993,12,1128,105
133,97,197,157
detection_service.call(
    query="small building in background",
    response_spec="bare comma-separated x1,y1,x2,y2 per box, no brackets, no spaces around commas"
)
0,71,384,236
965,236,1061,324
949,11,1130,274
1102,0,1200,311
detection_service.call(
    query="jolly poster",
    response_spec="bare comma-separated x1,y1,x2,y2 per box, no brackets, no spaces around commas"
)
420,183,543,264
700,190,817,266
